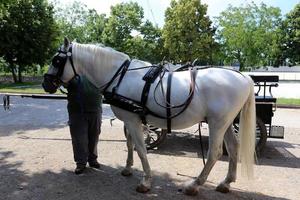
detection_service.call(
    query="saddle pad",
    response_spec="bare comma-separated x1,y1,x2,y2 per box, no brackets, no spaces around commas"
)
142,65,163,83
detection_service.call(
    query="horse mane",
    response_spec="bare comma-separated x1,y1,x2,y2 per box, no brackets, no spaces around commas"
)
73,42,129,67
71,42,130,87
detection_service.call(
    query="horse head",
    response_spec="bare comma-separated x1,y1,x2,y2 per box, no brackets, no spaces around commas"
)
42,37,76,93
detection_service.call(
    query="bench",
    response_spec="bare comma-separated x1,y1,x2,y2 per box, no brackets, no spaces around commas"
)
250,75,279,103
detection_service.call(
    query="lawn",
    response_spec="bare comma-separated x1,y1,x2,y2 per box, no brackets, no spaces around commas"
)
277,98,300,105
0,82,47,94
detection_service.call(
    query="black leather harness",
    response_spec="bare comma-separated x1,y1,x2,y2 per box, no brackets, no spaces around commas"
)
103,61,197,133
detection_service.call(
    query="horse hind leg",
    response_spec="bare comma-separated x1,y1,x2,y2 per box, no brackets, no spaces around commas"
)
183,120,229,196
216,125,238,193
121,126,134,176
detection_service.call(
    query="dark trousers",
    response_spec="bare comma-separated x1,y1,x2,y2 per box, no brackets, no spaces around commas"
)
68,112,101,166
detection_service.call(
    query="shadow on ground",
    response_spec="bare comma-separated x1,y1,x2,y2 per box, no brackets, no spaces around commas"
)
149,131,300,169
0,149,288,200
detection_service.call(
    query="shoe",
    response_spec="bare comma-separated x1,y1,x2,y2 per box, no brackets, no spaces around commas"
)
74,165,86,175
89,161,101,169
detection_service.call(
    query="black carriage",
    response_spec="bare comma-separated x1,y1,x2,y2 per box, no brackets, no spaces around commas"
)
248,75,284,152
136,75,284,152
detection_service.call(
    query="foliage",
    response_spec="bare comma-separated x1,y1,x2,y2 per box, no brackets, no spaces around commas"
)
53,0,106,43
102,2,143,50
135,20,164,63
0,57,8,73
0,0,59,82
162,0,216,64
216,2,283,71
282,3,300,65
102,2,164,63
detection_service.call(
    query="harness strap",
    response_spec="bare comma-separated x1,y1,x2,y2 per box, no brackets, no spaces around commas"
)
153,68,197,119
67,46,79,77
102,59,131,93
104,64,197,125
140,82,151,124
166,71,173,134
56,44,78,79
198,123,206,165
140,65,163,124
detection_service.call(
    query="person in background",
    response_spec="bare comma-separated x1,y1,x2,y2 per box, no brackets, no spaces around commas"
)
67,75,102,175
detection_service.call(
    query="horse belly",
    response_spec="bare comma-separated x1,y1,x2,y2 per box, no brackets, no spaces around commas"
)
145,94,206,130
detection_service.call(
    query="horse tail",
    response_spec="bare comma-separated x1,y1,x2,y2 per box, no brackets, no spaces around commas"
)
238,75,256,179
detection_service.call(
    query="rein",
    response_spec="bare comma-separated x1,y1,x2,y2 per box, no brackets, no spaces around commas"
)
153,67,197,118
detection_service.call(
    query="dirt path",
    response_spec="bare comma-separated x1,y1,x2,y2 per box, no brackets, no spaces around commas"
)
0,97,299,200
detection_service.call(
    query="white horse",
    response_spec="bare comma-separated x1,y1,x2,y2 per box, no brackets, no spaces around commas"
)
43,38,256,196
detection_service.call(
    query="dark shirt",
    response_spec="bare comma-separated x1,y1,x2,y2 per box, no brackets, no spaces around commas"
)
67,75,102,114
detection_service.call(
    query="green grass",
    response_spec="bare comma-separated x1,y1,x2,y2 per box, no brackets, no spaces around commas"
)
0,82,47,94
277,98,300,105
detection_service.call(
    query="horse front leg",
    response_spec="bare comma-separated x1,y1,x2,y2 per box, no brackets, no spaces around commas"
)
125,121,152,193
121,127,134,176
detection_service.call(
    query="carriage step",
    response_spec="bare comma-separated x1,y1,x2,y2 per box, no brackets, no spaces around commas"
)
269,126,284,138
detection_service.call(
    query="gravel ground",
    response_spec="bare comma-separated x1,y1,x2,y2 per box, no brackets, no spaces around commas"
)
0,95,300,200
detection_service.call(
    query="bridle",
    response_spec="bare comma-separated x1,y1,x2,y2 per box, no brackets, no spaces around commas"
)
43,44,78,90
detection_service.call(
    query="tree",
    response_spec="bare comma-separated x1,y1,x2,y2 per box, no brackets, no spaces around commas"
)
162,0,216,64
102,2,164,63
138,20,164,63
85,10,107,43
282,3,300,65
102,2,144,53
217,3,282,71
0,0,59,82
53,0,107,43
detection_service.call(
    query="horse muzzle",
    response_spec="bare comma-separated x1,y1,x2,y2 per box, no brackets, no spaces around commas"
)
42,74,60,94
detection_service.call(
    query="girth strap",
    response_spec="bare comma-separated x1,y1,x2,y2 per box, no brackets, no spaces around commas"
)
140,65,163,124
166,71,173,134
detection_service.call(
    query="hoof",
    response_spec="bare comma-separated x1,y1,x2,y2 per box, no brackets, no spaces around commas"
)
121,168,132,177
216,183,230,193
183,187,198,196
136,184,150,193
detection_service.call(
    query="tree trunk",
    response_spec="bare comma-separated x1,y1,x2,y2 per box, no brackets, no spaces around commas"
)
18,66,23,83
8,62,18,83
236,50,245,71
239,62,244,71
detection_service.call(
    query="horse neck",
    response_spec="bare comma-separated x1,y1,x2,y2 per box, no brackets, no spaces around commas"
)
72,43,129,88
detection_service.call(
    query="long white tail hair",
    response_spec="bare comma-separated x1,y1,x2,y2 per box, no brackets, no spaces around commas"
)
238,75,256,179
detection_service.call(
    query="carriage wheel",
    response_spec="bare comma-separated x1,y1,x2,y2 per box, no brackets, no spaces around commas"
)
233,117,267,154
123,125,168,150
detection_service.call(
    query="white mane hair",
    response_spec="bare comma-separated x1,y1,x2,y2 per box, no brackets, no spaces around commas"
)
71,42,130,87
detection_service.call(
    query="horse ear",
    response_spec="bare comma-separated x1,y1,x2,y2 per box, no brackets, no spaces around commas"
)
64,37,70,48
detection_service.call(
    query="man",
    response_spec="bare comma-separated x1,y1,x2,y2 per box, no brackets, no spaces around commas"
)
67,75,102,174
